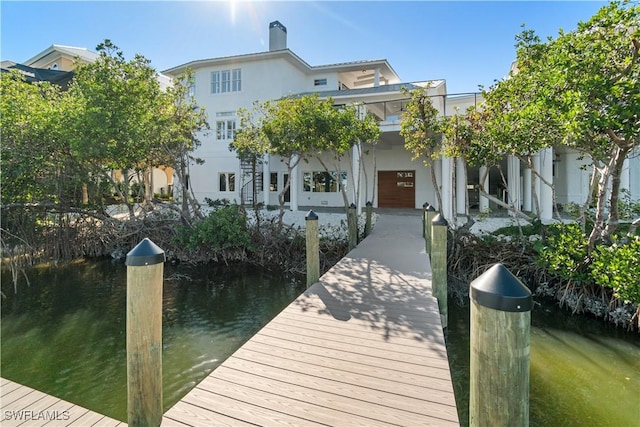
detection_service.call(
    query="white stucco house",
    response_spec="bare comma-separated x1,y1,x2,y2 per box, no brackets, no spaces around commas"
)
163,21,491,219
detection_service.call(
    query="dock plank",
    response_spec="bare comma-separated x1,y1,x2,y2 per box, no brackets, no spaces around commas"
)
0,379,125,427
163,214,459,426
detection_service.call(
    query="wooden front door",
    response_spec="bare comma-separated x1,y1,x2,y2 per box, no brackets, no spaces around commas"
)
378,170,415,208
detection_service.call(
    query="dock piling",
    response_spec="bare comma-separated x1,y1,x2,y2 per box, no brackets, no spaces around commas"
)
364,201,373,237
305,210,320,288
347,203,358,251
431,213,448,328
126,238,165,427
425,205,436,254
469,263,532,427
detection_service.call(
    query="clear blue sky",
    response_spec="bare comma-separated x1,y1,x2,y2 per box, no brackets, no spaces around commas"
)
1,1,609,94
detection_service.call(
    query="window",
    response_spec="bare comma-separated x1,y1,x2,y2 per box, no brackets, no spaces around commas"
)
211,68,241,94
188,76,196,97
232,69,242,92
303,171,347,193
219,173,235,192
314,78,327,86
270,173,278,192
216,120,236,140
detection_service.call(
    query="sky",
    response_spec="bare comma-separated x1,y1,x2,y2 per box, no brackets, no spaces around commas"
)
1,1,610,94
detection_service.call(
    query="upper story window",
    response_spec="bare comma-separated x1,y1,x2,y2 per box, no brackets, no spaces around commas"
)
211,68,241,94
188,76,196,97
314,78,327,86
215,111,236,140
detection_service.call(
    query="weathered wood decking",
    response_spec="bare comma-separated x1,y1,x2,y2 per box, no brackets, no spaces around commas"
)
0,378,125,427
162,214,459,426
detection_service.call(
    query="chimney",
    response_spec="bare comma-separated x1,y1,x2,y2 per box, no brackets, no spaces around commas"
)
269,21,287,51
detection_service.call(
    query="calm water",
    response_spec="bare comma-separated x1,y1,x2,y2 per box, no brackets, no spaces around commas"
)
447,298,640,426
2,261,639,425
1,259,305,422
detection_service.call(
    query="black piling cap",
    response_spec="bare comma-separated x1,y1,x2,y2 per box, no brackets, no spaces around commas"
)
349,203,356,209
126,238,165,266
470,263,532,312
426,204,436,212
423,202,429,209
366,201,372,207
305,210,318,221
432,213,448,226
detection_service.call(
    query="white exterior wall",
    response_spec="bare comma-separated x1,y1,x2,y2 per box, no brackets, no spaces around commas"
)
187,57,343,204
555,150,592,206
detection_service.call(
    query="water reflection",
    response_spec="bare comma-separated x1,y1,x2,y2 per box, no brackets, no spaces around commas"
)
1,260,305,422
446,298,640,427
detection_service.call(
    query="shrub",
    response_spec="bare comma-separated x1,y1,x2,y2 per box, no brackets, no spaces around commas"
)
537,223,590,284
590,237,640,305
175,203,252,253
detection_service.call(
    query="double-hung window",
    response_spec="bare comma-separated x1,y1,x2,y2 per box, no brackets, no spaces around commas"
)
211,68,241,94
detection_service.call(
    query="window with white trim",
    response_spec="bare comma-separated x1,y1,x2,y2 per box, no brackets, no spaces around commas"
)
211,68,241,94
303,171,347,193
215,112,236,141
219,173,236,192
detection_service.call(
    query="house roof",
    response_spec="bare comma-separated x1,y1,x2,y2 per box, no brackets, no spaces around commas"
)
1,63,74,87
296,80,445,100
162,49,401,83
24,44,99,66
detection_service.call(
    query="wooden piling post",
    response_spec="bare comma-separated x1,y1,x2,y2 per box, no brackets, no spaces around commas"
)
126,238,165,427
364,201,373,237
347,203,357,251
425,205,436,254
431,213,448,328
422,202,428,237
305,210,320,288
470,263,532,427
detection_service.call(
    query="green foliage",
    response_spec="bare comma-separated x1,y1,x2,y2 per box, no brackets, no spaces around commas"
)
491,221,545,237
538,223,590,283
591,237,640,304
174,203,252,252
618,189,640,219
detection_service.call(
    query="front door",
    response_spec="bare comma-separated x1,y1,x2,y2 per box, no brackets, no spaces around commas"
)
378,170,415,208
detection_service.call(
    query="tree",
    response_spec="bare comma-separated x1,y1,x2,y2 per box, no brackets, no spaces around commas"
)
232,94,379,225
400,85,444,210
153,70,209,222
69,40,165,219
482,1,639,249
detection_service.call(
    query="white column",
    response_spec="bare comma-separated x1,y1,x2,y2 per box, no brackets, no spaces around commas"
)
456,157,466,215
441,155,453,222
540,148,553,221
262,154,270,206
479,166,490,212
620,157,630,194
352,143,362,213
432,159,442,211
532,153,541,215
523,166,532,212
507,156,521,213
290,155,299,211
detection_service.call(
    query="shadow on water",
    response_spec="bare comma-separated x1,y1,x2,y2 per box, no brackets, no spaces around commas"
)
446,297,640,427
1,259,305,422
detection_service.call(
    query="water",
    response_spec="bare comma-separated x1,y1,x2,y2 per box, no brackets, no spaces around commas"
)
3,261,639,425
446,298,640,426
1,260,305,422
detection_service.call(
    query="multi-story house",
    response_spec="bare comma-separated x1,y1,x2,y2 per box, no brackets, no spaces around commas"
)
164,21,639,222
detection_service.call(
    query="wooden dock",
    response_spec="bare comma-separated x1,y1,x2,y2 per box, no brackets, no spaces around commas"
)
162,214,459,426
0,378,125,427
